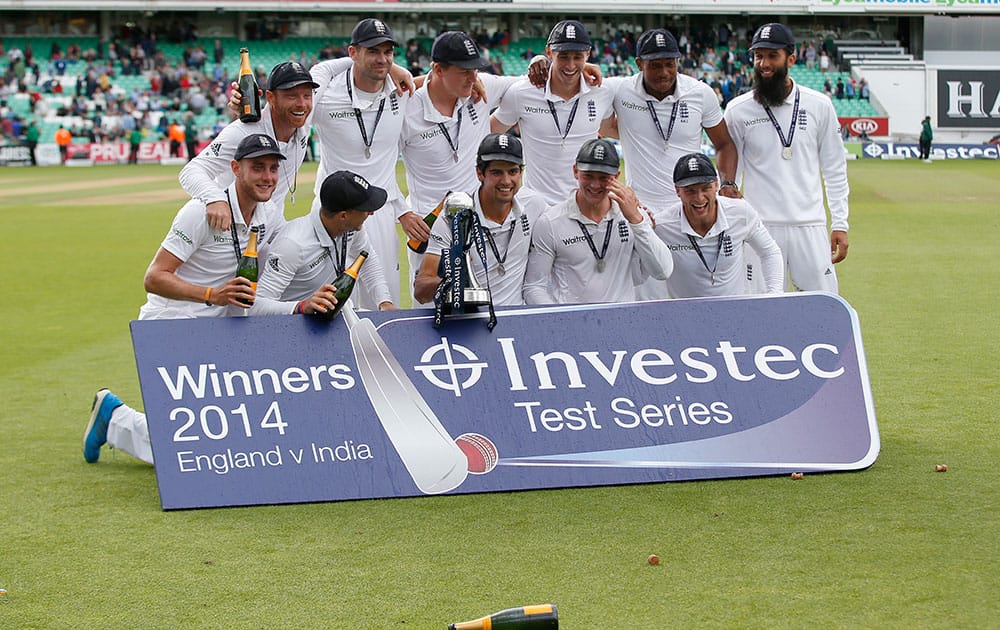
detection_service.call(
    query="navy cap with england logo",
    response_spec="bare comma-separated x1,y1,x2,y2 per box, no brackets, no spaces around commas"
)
431,31,491,70
320,170,387,213
636,29,682,60
351,18,397,49
266,61,320,91
673,153,719,188
233,133,287,161
575,138,620,175
750,23,796,52
478,133,523,165
547,20,592,52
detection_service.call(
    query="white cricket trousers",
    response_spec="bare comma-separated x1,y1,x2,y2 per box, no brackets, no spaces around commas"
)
746,224,839,293
108,404,154,464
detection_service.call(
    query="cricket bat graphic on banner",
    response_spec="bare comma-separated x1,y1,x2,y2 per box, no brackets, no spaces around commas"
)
342,303,469,494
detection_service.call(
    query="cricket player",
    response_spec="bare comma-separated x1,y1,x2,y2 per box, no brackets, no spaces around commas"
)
251,170,394,315
413,133,546,306
83,134,287,465
491,20,615,206
655,153,784,298
523,138,673,304
724,23,849,293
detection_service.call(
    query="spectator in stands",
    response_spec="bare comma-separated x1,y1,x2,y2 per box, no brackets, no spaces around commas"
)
805,42,817,70
835,77,845,99
823,76,833,98
819,50,830,72
55,124,72,162
845,78,855,99
858,78,870,100
213,39,225,65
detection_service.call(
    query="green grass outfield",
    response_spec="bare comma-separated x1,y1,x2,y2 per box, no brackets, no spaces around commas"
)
1,159,997,628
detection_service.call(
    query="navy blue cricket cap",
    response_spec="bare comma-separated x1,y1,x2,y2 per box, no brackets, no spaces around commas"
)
266,61,319,91
478,133,523,165
673,153,718,188
351,18,397,48
636,29,682,60
234,133,286,161
547,20,592,52
320,171,387,213
750,23,796,52
432,31,491,70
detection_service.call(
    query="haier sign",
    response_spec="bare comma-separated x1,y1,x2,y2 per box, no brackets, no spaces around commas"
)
937,70,1000,129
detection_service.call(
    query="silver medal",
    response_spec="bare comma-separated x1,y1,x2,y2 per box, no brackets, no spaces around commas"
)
596,259,606,273
782,146,793,160
497,262,506,275
290,192,296,205
365,146,371,159
453,151,459,163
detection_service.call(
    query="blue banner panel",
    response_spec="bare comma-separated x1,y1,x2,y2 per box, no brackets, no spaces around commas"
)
861,141,999,160
131,293,879,510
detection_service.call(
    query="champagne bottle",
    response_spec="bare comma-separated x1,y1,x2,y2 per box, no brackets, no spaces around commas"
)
238,47,261,123
235,226,259,306
317,250,368,321
448,604,559,630
406,191,451,254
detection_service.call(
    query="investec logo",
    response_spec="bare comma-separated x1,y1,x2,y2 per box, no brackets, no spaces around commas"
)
412,335,845,397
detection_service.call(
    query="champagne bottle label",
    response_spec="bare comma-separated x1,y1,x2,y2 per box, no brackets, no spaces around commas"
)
236,227,259,305
238,47,262,124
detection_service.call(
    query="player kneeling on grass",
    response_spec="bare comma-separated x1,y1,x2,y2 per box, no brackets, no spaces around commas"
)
654,153,784,298
83,134,287,465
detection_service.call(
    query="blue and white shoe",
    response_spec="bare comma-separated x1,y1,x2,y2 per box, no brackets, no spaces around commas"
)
83,389,123,463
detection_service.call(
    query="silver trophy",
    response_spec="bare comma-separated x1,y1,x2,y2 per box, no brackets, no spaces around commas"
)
444,192,492,306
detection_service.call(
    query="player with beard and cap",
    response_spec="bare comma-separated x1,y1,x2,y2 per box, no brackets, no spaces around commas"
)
724,23,849,294
491,20,615,206
654,153,784,298
598,27,739,301
523,138,673,305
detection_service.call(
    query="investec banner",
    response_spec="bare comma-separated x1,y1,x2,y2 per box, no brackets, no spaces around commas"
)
937,70,1000,129
861,141,999,159
132,294,878,510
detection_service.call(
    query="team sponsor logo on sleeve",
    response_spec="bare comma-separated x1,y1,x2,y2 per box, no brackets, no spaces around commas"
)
210,143,222,157
268,256,281,272
173,228,194,245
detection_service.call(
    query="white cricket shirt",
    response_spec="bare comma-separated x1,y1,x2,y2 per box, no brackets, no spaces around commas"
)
427,187,546,306
653,196,784,298
523,194,673,305
252,208,388,315
401,73,516,218
606,73,724,209
492,75,614,205
724,80,849,231
139,183,285,320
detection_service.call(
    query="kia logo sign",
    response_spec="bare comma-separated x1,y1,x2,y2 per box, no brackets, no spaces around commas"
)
850,119,878,134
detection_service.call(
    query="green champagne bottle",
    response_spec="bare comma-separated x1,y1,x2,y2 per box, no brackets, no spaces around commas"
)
406,191,451,254
448,604,559,630
235,226,259,306
238,47,261,123
317,250,368,321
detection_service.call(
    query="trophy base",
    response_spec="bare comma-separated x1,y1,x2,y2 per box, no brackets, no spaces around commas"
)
463,288,492,305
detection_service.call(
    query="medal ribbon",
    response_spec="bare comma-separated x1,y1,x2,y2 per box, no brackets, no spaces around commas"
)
546,98,579,142
483,217,517,271
762,87,800,153
646,100,680,147
686,232,725,284
345,72,385,157
574,218,614,268
437,106,462,158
